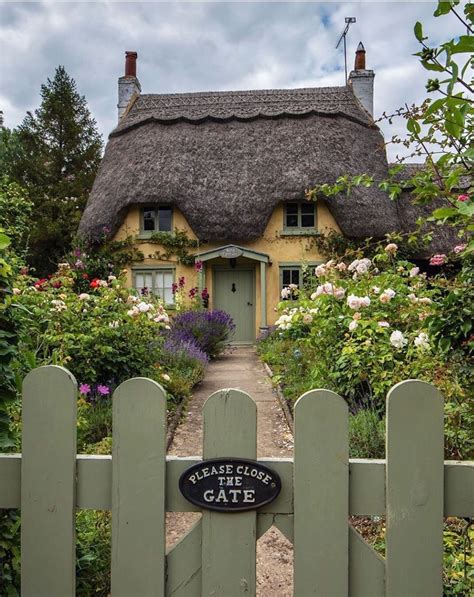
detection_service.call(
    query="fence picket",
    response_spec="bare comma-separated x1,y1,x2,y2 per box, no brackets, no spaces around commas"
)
111,378,167,596
202,389,257,596
21,366,77,597
294,389,349,597
386,380,444,597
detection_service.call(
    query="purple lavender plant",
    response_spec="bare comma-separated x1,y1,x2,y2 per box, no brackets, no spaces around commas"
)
169,310,235,359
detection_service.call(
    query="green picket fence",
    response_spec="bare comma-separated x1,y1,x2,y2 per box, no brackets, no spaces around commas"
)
0,365,472,596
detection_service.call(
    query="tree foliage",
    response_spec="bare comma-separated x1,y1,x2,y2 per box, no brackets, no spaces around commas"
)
5,66,102,275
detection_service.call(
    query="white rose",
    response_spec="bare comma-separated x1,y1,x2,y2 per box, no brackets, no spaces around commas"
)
414,332,430,350
333,287,346,300
12,288,21,295
418,297,432,305
361,296,371,307
407,293,418,303
409,267,420,277
378,321,390,328
137,301,152,313
281,287,291,300
78,293,90,300
162,373,171,382
356,262,369,274
385,243,398,254
347,295,362,310
302,313,313,325
390,330,407,349
348,259,359,272
314,265,326,277
310,291,319,300
372,286,381,294
336,262,347,272
348,320,358,331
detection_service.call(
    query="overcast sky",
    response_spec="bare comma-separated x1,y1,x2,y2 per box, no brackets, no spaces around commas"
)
0,1,460,161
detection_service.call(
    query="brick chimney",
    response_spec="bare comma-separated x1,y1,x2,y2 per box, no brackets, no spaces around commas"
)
348,42,375,117
118,51,141,121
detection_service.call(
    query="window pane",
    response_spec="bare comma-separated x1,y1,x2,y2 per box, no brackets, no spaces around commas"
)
300,203,315,215
285,203,298,227
291,270,300,286
143,208,156,231
164,288,174,304
282,269,291,286
301,213,315,227
163,272,173,287
158,207,172,231
135,274,144,289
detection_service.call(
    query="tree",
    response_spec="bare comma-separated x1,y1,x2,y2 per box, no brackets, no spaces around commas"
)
309,0,473,252
9,66,103,275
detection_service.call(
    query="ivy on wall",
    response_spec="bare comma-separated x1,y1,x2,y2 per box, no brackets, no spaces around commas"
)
145,229,201,266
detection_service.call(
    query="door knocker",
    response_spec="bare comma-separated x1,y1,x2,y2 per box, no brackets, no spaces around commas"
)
231,283,236,293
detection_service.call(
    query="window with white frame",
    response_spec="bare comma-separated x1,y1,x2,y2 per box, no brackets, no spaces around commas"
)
134,269,175,304
284,202,316,229
141,205,173,233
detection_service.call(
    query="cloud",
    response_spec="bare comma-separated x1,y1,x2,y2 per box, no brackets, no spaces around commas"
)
0,1,461,161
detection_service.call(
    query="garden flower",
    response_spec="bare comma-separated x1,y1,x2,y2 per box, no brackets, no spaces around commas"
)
453,244,467,254
390,330,407,349
407,293,417,302
12,288,21,295
379,288,396,304
195,260,203,273
79,383,91,395
281,287,291,300
314,264,326,277
409,267,420,277
414,332,430,350
356,261,369,274
50,299,67,312
137,301,152,313
336,262,347,272
385,243,398,255
75,260,84,269
348,320,358,331
348,258,371,273
108,275,117,282
372,286,381,294
418,297,432,305
78,293,90,300
96,385,110,396
347,295,362,310
360,296,371,307
353,312,362,320
378,321,390,328
127,307,140,317
289,283,298,291
302,313,313,325
162,373,171,382
457,194,469,202
429,254,446,266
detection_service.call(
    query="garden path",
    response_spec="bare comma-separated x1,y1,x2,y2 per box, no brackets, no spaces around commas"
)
166,346,294,596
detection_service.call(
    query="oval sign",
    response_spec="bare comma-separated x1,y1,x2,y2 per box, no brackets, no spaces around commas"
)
179,458,281,512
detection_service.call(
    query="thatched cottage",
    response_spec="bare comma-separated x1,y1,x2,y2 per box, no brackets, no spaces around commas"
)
79,48,432,343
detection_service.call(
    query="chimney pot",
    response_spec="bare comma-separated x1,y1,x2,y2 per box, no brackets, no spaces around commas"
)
125,51,138,77
355,41,366,70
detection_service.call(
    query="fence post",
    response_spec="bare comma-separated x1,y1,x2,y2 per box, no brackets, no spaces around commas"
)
21,365,77,597
294,389,349,597
201,389,257,596
111,378,167,597
386,379,444,597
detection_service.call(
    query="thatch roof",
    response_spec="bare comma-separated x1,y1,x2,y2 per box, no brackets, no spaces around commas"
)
79,86,404,243
79,87,462,255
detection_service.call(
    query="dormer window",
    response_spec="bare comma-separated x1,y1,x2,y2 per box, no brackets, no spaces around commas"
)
141,205,173,233
284,202,315,229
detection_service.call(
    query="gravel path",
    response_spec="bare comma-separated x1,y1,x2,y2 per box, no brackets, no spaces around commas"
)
166,346,294,595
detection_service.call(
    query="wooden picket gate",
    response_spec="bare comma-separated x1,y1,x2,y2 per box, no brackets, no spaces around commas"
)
0,365,473,596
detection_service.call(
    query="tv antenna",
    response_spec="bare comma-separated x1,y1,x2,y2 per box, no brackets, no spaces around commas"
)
336,17,356,85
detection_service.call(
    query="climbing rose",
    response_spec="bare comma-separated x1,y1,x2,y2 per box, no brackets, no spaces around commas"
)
379,288,396,304
457,194,469,202
281,287,291,300
378,321,390,328
429,254,446,266
348,320,358,331
314,264,327,277
409,267,420,277
385,243,398,255
390,330,407,349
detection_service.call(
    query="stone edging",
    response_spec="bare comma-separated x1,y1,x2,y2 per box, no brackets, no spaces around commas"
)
262,361,294,435
166,394,189,451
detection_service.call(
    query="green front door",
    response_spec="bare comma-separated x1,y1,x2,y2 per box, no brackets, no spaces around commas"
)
213,268,255,344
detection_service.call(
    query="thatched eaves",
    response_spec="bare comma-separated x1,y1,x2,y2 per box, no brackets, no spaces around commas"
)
79,86,402,243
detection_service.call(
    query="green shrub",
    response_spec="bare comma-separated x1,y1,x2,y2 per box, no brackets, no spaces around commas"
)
349,410,385,459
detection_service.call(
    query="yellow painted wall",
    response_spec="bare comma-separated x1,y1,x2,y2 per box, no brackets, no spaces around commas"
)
114,203,340,335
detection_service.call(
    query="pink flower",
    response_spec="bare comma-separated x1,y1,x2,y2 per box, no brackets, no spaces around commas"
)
457,194,469,202
96,384,110,396
453,244,467,254
429,254,446,266
79,383,91,395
